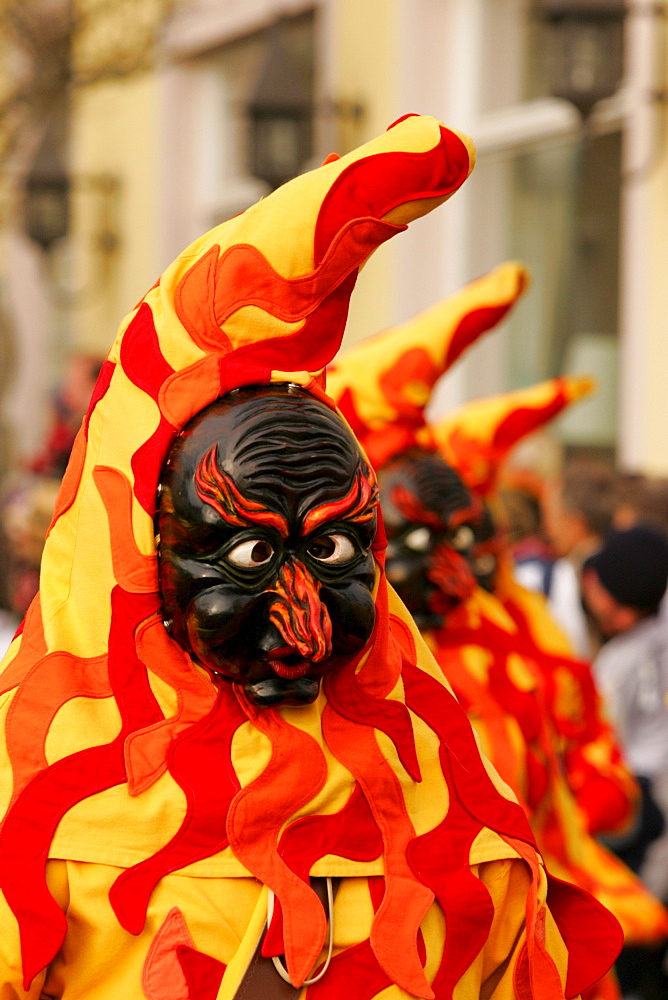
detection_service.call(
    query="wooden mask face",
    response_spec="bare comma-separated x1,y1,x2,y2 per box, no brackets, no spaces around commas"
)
380,452,481,629
158,386,378,707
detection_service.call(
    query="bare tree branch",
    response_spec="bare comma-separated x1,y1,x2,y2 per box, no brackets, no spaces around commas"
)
0,0,180,169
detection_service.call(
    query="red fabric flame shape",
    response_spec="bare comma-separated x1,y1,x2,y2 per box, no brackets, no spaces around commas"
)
225,694,329,988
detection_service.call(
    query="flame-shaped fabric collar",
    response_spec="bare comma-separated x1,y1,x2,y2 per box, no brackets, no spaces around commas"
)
430,375,596,497
327,261,529,468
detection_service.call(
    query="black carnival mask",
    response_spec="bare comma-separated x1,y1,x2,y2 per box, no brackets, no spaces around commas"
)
380,452,481,629
469,503,500,593
158,385,378,707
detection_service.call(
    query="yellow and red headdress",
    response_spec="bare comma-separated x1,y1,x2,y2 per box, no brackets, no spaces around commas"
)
430,375,596,497
327,261,529,468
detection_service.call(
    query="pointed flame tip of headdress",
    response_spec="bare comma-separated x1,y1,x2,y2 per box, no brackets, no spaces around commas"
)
327,260,530,469
152,114,476,381
563,373,598,400
430,373,598,495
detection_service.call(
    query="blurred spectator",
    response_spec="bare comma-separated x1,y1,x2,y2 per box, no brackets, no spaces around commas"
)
29,353,103,478
500,431,562,595
582,526,668,869
544,459,617,560
518,458,618,656
1,474,61,620
0,353,103,641
614,472,668,537
502,485,555,588
582,525,668,996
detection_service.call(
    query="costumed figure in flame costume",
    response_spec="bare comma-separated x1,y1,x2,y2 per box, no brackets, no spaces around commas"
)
0,117,621,1000
431,384,639,840
328,268,668,1000
429,384,668,954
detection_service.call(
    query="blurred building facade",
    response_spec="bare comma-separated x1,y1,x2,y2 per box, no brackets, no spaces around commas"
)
3,0,668,473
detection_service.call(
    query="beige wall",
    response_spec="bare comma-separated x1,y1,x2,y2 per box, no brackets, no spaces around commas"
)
330,0,400,350
643,91,668,475
69,74,161,354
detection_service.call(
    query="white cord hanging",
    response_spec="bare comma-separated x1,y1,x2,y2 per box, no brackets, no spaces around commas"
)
266,877,335,986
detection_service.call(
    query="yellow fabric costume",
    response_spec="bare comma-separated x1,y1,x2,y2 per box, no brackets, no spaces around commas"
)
0,118,620,1000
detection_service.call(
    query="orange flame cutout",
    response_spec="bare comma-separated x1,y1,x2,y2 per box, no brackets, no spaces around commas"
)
6,651,111,807
47,427,87,536
0,597,47,696
194,444,288,536
124,615,217,796
158,355,223,430
268,562,332,662
175,221,403,357
142,907,195,1000
93,467,158,593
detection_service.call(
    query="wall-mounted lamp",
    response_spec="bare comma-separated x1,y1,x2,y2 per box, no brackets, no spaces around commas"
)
24,146,121,301
536,0,627,117
23,119,70,251
247,18,313,190
247,17,364,190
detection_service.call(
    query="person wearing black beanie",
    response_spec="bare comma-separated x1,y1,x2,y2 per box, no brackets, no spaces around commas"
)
584,525,668,628
583,525,668,997
582,525,668,799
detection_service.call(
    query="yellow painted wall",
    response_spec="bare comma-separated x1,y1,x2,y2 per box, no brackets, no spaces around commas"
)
644,79,668,474
69,73,161,354
331,0,400,350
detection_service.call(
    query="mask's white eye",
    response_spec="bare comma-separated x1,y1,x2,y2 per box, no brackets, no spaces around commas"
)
452,525,474,551
475,554,496,576
226,538,274,567
403,527,431,552
308,534,356,564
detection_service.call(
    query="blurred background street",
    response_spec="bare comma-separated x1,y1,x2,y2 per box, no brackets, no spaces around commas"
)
1,0,667,475
2,6,668,997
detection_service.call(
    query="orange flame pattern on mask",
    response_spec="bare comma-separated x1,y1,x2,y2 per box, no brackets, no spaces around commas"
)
268,561,333,662
194,443,288,536
427,543,477,609
302,465,378,536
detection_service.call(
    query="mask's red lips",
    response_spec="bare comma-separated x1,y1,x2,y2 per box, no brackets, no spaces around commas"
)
267,645,312,679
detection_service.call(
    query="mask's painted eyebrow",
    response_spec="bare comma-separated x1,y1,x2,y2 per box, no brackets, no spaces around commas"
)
390,483,445,531
194,443,289,537
448,497,483,530
302,466,378,536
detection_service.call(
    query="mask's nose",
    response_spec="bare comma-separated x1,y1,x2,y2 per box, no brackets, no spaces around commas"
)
267,560,333,662
427,543,477,606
